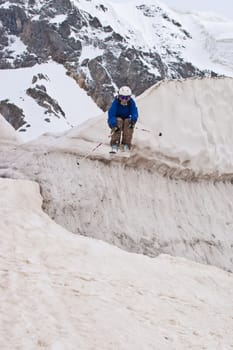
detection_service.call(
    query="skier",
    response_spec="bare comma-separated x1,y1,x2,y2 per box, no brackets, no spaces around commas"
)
108,86,138,153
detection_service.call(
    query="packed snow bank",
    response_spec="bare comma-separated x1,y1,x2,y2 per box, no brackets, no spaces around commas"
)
29,76,233,179
2,76,233,274
136,77,233,174
1,177,233,349
0,114,22,144
1,144,232,272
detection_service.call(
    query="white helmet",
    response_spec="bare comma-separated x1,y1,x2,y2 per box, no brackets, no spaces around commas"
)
118,86,132,96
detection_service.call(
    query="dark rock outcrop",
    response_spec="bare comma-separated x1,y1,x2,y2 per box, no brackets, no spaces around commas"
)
26,86,65,118
0,100,26,129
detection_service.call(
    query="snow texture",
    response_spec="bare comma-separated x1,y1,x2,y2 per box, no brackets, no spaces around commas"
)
0,113,22,144
0,77,233,275
0,177,233,349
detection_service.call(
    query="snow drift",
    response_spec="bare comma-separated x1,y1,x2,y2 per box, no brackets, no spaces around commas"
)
136,77,233,175
0,177,233,349
35,76,233,179
1,77,233,274
0,113,22,144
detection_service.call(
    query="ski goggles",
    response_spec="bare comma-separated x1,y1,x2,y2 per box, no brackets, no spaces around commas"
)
119,95,131,101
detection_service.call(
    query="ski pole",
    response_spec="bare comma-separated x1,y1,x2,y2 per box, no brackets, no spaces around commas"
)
77,141,104,165
135,126,163,136
135,126,151,133
77,134,112,165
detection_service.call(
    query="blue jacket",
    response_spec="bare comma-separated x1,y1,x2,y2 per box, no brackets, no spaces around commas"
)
108,97,138,128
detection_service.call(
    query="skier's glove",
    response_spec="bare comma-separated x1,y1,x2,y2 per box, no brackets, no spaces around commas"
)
111,126,119,134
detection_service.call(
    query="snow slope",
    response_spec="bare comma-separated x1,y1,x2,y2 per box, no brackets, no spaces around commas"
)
75,0,233,77
39,76,233,176
178,11,233,75
0,113,22,144
1,77,233,274
1,177,233,349
0,62,102,141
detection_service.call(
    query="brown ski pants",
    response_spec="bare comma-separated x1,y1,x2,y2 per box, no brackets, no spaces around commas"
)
110,117,135,148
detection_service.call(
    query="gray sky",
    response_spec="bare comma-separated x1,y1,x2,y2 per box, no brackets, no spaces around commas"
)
157,0,233,19
111,0,233,20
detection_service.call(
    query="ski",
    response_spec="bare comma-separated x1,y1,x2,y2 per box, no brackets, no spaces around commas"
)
109,150,130,158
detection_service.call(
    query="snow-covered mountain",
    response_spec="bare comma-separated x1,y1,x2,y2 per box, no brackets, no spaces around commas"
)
1,3,233,346
1,0,233,140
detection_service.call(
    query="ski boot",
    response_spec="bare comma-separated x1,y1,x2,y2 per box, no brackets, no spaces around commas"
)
110,144,118,154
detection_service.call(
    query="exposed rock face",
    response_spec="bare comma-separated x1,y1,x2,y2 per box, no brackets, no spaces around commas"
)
0,100,25,130
26,85,65,118
0,0,217,115
0,6,27,35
